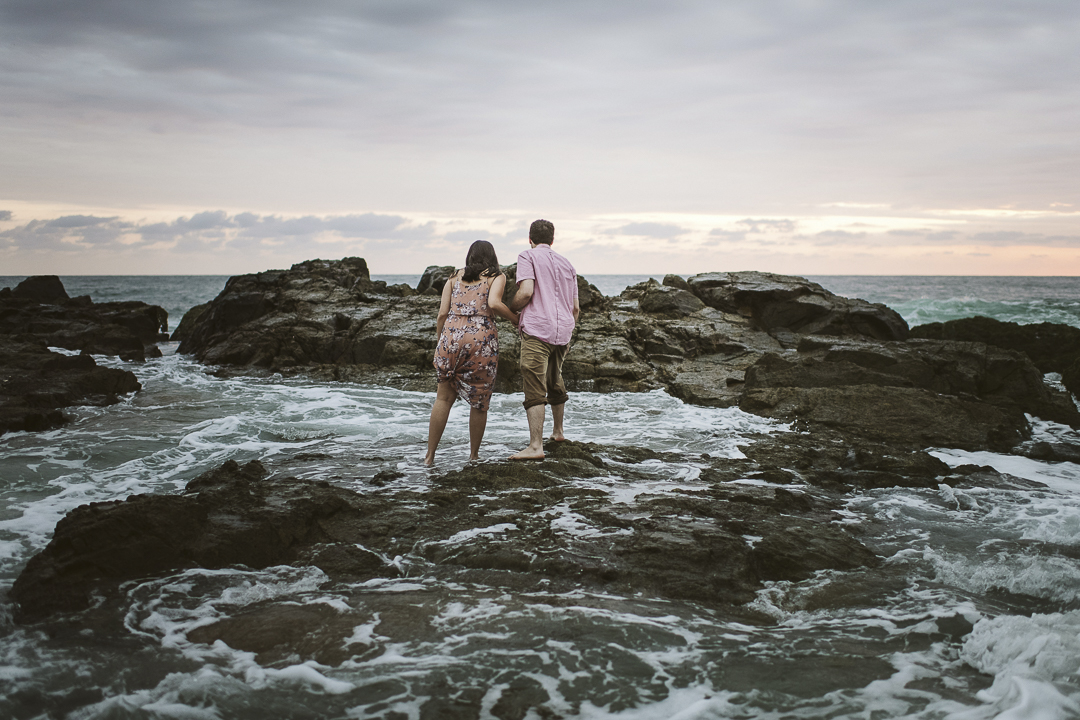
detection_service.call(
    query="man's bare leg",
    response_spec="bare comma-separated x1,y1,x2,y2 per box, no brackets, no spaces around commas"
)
549,402,566,441
424,382,456,466
510,404,546,459
468,407,488,461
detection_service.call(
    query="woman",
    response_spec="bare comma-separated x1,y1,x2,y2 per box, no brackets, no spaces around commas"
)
425,240,519,465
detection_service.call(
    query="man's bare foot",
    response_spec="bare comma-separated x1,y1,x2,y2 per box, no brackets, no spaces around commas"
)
509,448,545,461
548,432,566,442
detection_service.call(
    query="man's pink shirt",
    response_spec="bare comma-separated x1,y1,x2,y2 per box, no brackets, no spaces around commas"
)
516,244,578,346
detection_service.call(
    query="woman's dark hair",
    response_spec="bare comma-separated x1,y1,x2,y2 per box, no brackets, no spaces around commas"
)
462,240,500,282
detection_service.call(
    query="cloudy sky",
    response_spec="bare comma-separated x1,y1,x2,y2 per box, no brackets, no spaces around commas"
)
1,0,1077,276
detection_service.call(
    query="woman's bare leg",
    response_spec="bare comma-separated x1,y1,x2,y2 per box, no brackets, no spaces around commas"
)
468,406,488,461
425,382,457,466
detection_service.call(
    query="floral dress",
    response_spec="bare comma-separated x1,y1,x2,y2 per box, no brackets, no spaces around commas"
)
433,274,499,411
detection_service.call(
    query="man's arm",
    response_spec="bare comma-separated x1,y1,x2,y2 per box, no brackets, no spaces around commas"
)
572,293,580,324
510,279,534,312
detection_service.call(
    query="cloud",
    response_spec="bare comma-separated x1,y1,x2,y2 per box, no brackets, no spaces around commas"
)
737,218,796,234
608,222,688,239
708,229,748,243
0,210,437,254
0,210,13,221
809,230,870,246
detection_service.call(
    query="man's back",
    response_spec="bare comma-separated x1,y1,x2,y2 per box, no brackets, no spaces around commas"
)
516,244,577,346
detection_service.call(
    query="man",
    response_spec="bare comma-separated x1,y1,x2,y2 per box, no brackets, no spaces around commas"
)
509,219,580,460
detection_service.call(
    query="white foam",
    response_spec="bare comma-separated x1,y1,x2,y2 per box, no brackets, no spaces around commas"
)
444,523,517,545
930,448,1080,494
956,612,1080,720
549,504,634,539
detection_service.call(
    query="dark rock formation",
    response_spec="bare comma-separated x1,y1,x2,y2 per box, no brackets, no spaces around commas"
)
0,338,141,435
416,265,456,295
9,459,382,621
0,276,169,361
737,336,1080,450
12,446,884,622
687,271,909,341
911,316,1080,396
10,275,69,304
169,302,209,342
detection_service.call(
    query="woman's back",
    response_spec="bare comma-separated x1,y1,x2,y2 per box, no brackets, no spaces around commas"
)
448,274,493,319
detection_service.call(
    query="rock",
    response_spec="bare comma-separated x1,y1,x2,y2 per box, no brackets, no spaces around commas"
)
749,336,1080,428
1016,441,1080,464
639,283,705,316
12,275,69,304
743,384,1028,451
0,277,168,361
13,446,883,622
1065,358,1080,399
662,274,690,291
416,265,456,295
911,316,1080,396
170,302,209,342
686,271,909,341
0,337,141,436
8,459,390,621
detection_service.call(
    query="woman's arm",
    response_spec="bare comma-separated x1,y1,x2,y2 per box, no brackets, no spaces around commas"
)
487,274,519,326
435,271,456,336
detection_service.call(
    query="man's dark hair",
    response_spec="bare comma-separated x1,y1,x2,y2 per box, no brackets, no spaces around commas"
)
529,219,554,245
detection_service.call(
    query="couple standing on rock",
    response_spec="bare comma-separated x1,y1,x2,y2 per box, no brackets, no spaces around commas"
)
424,219,580,465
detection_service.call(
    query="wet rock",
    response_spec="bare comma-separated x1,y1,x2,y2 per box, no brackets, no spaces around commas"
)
416,265,456,295
911,316,1080,395
1063,358,1080,399
14,446,885,622
1016,441,1080,464
737,335,1079,450
0,337,141,435
738,430,953,490
12,275,69,303
0,276,168,361
638,282,705,316
8,459,390,621
186,602,370,667
170,301,209,342
662,273,691,291
686,271,909,341
749,522,881,582
741,384,1028,451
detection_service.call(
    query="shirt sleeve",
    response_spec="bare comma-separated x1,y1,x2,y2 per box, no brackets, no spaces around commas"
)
516,250,535,283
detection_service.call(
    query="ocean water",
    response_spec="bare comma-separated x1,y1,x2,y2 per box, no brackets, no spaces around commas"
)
1,274,1079,719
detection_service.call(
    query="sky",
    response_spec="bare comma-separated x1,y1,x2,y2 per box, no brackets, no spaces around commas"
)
1,0,1078,276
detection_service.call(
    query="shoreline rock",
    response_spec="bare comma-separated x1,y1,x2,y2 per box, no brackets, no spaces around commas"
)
12,442,888,623
1,275,169,361
911,315,1080,397
0,338,142,435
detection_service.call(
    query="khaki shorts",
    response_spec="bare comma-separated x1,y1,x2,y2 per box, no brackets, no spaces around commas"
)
519,333,569,409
